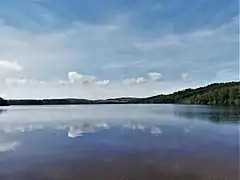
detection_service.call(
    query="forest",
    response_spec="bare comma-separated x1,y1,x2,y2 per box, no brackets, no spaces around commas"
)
1,81,239,106
141,81,240,106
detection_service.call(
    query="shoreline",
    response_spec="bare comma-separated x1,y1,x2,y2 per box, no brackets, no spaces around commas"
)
1,81,240,106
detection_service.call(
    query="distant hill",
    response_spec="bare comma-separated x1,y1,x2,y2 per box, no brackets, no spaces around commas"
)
3,81,240,106
0,97,8,106
7,98,92,106
141,81,240,106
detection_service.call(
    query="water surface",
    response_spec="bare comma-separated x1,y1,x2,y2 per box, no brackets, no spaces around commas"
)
0,105,239,180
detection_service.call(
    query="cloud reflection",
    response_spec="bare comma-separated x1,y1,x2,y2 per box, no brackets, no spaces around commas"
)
0,141,21,152
149,126,162,136
1,121,164,138
122,122,162,136
0,109,7,115
68,125,95,138
4,124,44,133
68,123,110,138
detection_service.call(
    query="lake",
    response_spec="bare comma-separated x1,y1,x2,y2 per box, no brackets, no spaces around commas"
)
0,104,239,180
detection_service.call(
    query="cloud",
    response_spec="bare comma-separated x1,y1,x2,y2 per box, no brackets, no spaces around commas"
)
0,19,126,81
181,73,193,82
68,72,110,85
0,61,23,82
123,77,147,85
68,72,96,84
0,61,22,71
132,18,238,82
148,72,163,81
0,15,237,82
0,141,21,152
5,78,28,86
5,78,47,86
5,72,110,87
96,80,110,86
0,0,238,98
123,72,163,85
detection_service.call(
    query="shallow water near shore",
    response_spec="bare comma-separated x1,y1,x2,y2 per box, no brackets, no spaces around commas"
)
0,104,239,180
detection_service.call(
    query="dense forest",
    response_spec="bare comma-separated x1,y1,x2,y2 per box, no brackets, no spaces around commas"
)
1,81,239,106
0,97,7,106
7,98,92,105
141,81,240,106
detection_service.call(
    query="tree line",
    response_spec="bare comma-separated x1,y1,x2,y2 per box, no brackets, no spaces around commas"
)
142,81,240,106
1,81,239,106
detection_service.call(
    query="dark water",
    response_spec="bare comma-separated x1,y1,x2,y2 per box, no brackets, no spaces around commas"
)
0,105,239,180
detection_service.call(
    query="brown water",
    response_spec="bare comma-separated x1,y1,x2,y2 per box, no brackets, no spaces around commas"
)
0,105,239,180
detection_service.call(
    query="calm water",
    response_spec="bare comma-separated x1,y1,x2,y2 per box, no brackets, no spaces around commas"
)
0,104,239,180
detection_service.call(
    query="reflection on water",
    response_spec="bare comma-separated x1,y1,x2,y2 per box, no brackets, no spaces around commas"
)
174,105,240,123
1,121,164,138
0,141,21,152
0,105,239,180
0,109,6,115
68,123,110,138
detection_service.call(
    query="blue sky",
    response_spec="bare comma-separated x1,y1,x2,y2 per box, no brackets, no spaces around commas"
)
0,0,239,98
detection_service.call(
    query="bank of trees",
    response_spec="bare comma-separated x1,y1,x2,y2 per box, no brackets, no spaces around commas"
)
1,82,240,106
0,97,7,106
143,82,240,106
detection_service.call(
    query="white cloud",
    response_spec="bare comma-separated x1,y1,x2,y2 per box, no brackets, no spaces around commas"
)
133,18,238,81
96,80,110,86
123,77,147,85
5,72,110,87
0,19,126,81
0,61,22,71
67,72,110,86
5,78,28,86
0,61,23,83
148,72,163,81
123,72,163,85
57,80,69,85
68,72,96,84
5,78,47,86
0,7,237,98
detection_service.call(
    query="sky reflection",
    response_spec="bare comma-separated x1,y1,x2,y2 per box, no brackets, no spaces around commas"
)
0,104,238,154
0,141,21,152
0,105,238,180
